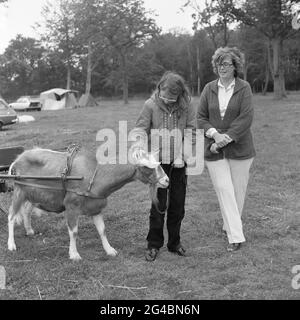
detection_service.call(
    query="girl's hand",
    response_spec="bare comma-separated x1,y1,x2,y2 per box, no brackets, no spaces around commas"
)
173,158,185,168
173,162,185,168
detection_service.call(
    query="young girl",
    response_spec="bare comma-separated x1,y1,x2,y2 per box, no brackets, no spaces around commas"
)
133,71,196,261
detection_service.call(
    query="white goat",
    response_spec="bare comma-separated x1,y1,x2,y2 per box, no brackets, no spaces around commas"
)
7,148,169,260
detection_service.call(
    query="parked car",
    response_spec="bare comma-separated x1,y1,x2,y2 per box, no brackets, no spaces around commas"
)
0,98,18,130
9,96,41,111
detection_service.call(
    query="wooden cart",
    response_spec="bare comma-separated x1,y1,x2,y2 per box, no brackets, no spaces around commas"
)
0,146,25,192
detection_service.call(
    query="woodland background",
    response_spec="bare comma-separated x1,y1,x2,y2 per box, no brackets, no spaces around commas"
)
0,0,299,104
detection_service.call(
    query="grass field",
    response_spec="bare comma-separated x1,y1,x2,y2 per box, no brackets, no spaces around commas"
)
0,94,299,300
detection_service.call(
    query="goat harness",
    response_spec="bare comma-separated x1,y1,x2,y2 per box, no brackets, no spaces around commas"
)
13,145,106,200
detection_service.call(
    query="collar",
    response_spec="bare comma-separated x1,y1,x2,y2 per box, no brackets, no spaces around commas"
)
151,92,180,114
217,78,235,90
211,77,246,95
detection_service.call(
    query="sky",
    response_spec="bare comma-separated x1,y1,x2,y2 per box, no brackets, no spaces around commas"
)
0,0,196,53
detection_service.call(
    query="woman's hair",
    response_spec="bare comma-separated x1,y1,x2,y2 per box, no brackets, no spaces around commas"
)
156,71,191,108
211,47,245,77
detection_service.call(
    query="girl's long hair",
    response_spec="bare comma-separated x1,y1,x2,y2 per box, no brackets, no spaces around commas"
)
156,71,191,111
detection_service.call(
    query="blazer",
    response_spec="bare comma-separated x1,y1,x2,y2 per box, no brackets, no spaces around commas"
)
197,77,256,161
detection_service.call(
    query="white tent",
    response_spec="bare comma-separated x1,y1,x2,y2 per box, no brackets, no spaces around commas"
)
40,88,78,110
78,93,99,107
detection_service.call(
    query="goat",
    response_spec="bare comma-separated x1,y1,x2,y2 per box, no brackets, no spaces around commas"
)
7,148,169,260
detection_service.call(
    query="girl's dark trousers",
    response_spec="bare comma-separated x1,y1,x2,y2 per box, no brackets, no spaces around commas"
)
146,164,187,251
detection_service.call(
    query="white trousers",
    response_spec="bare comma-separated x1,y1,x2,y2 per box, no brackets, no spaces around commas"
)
206,158,254,244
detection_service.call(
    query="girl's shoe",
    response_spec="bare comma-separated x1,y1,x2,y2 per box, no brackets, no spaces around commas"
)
145,248,159,261
168,245,186,256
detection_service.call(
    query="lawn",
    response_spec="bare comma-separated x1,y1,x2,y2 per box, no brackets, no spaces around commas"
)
0,94,299,300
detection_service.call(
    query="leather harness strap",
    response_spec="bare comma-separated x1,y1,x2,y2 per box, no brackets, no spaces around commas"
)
13,144,106,200
12,145,164,201
60,144,80,191
14,180,106,199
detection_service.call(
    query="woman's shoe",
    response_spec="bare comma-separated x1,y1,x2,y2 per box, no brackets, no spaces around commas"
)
145,248,159,261
227,243,241,252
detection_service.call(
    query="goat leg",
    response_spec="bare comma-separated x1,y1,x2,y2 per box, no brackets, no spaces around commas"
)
22,201,35,236
65,209,81,261
93,214,118,256
7,206,17,251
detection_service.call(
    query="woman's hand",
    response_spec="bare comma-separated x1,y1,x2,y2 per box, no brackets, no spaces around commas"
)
212,132,232,148
210,143,219,154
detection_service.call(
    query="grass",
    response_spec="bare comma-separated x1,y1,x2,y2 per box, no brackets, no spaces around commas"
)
0,94,299,300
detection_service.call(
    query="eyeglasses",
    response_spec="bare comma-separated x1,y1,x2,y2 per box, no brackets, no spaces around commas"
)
217,62,233,68
159,94,177,103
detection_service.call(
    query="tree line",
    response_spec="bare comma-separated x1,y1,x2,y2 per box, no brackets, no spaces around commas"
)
0,0,299,104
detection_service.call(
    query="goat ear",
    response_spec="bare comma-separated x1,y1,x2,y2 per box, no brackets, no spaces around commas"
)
148,153,160,168
129,148,150,167
137,152,159,169
151,149,160,161
131,147,145,162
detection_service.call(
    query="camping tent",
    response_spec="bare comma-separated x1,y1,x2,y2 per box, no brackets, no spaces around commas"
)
78,93,99,107
40,88,78,110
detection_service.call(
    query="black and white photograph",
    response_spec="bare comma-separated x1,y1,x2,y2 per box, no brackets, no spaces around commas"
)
0,0,299,306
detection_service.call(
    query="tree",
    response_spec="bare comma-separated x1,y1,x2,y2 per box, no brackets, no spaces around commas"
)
0,0,10,97
231,0,299,99
0,35,47,98
71,0,109,102
183,0,236,95
283,33,300,91
184,0,236,48
97,0,160,104
125,46,164,94
37,0,79,90
192,30,216,94
230,25,267,87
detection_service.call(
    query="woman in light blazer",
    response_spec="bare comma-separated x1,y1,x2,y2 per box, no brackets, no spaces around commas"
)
197,47,256,252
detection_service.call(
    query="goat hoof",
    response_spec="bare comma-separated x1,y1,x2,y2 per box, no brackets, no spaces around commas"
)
70,253,82,261
107,248,118,256
26,229,35,236
8,242,17,251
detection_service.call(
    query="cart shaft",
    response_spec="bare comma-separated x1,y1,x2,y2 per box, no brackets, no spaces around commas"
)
0,175,83,180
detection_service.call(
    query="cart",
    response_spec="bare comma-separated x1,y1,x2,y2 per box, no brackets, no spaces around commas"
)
0,146,25,192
